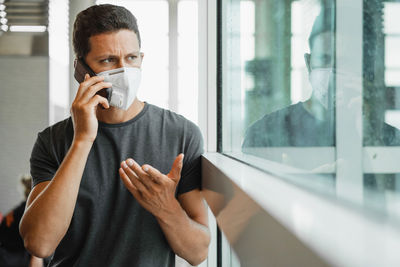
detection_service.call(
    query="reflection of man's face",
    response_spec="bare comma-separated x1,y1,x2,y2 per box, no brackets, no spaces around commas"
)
305,31,334,72
304,31,335,111
310,32,334,70
85,29,143,74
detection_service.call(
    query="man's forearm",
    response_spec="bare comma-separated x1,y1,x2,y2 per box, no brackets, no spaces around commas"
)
156,200,211,266
20,140,92,258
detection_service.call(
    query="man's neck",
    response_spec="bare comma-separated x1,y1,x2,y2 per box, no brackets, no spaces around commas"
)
302,96,327,121
96,98,145,124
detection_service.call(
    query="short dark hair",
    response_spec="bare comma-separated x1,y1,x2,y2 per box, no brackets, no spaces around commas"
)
73,4,141,59
308,4,335,49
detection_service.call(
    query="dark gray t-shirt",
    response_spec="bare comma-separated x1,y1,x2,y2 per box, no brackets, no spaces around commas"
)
242,102,335,147
30,103,203,267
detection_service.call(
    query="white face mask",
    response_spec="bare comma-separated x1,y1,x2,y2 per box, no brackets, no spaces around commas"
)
309,68,332,109
97,67,141,110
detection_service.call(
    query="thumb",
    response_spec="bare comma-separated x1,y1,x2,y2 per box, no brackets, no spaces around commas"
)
167,154,184,182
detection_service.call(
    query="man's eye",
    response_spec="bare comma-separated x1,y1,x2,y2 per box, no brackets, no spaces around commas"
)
128,56,137,60
101,58,114,63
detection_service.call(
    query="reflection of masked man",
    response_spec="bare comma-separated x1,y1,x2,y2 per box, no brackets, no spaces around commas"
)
242,7,336,148
242,3,400,149
304,4,335,114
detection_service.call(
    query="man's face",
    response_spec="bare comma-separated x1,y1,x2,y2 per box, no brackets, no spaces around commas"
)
305,31,335,111
309,31,334,71
85,29,143,74
304,31,335,76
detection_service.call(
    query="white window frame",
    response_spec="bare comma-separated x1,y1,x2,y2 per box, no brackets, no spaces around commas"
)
199,0,400,266
169,0,179,112
198,1,218,266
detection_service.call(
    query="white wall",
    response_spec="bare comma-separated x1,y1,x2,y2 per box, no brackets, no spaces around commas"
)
0,56,49,213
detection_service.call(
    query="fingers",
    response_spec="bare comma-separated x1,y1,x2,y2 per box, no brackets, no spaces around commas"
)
76,74,112,102
167,154,184,181
76,75,105,99
126,159,147,178
120,161,148,193
87,94,110,109
125,159,157,191
120,156,184,197
141,164,164,184
119,167,139,196
81,74,105,89
81,81,112,103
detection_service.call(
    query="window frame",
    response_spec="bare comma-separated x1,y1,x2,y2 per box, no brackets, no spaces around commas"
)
199,0,400,266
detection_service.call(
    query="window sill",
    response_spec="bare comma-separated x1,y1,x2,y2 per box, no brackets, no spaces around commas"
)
202,152,400,267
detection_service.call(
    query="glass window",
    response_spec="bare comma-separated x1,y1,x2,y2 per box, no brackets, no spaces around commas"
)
220,0,400,235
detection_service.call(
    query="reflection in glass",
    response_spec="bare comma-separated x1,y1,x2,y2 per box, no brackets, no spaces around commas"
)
222,0,400,227
241,1,335,148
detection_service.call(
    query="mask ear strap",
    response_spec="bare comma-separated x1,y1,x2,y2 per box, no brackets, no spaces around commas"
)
304,53,311,73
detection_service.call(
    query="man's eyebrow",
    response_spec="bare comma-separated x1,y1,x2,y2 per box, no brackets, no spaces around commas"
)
94,54,115,60
127,51,140,55
94,52,140,60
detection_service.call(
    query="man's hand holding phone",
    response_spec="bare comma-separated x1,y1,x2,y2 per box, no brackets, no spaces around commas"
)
70,74,112,144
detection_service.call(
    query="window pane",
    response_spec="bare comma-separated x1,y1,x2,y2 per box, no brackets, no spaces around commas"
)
384,2,400,88
385,70,400,87
223,0,335,154
384,2,400,34
385,37,400,68
220,0,400,252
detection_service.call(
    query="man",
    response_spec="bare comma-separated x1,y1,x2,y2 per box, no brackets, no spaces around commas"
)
242,1,400,192
19,4,210,266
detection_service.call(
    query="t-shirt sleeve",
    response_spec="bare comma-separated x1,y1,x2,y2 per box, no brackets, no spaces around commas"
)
30,130,59,187
177,121,204,195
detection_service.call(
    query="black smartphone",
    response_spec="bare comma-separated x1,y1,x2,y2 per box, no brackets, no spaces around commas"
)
73,59,111,101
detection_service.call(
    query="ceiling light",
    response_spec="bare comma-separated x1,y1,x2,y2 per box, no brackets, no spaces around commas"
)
9,25,47,32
